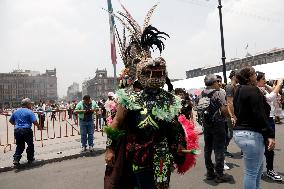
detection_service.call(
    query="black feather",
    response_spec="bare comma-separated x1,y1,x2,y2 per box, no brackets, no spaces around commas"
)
141,25,169,54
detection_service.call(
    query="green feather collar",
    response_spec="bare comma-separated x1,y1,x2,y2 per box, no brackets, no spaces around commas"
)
116,89,182,122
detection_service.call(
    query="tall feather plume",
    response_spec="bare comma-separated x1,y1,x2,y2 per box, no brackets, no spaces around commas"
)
115,40,124,62
118,1,142,34
143,3,159,30
102,8,137,40
117,11,142,37
112,14,140,42
122,27,126,50
114,25,125,61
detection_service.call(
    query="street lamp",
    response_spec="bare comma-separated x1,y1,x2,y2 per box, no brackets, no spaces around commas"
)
217,0,227,84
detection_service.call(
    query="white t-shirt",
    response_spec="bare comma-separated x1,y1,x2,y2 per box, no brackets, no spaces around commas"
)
259,87,277,118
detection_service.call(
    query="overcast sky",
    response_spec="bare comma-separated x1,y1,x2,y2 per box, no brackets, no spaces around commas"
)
0,0,283,97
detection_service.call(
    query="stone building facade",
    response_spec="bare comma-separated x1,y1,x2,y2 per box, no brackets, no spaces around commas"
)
82,69,115,101
67,82,80,101
186,48,284,79
0,69,57,108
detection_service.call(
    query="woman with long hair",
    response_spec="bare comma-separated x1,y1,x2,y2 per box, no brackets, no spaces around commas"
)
233,67,275,189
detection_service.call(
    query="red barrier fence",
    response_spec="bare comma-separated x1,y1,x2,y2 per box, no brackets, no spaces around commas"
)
0,110,81,153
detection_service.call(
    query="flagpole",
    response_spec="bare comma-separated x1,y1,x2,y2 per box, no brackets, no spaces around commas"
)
113,63,117,87
107,0,117,89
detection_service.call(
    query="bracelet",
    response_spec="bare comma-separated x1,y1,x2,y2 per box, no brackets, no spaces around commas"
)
106,138,113,148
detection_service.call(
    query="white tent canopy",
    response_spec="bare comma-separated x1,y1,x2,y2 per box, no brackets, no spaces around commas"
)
171,60,284,91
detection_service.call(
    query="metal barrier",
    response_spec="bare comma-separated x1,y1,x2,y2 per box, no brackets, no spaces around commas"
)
3,113,12,153
0,110,81,153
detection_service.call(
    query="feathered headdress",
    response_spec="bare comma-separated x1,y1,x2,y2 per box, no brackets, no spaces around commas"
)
110,3,169,87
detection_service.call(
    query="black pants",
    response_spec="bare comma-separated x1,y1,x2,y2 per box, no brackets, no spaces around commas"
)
134,168,155,189
265,117,276,171
13,128,34,161
203,121,226,176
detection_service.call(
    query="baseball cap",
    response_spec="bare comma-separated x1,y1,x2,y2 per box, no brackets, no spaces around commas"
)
21,98,33,106
107,92,114,97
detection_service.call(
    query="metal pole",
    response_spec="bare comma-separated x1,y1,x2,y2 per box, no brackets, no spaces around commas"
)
217,0,227,84
107,0,117,89
113,63,117,88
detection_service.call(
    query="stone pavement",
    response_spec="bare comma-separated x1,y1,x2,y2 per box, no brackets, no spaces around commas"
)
0,112,107,172
0,130,107,172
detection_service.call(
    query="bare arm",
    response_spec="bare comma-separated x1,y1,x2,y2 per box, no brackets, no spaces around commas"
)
227,96,237,126
217,90,230,118
109,104,127,129
227,97,235,117
265,79,283,96
105,104,127,166
220,105,230,118
74,109,86,113
33,121,39,127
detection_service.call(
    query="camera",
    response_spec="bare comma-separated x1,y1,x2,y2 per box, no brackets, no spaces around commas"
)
266,79,284,95
266,79,284,88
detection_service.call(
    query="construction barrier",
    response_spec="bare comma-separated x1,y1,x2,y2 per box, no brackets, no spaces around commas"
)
0,113,12,153
0,110,81,153
0,109,106,153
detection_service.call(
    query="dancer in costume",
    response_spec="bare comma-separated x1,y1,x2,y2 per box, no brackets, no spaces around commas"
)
104,4,199,189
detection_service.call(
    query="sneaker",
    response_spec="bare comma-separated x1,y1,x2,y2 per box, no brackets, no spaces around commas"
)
89,146,94,152
224,161,230,170
215,173,232,183
81,147,87,153
206,172,216,180
266,170,283,181
224,151,234,158
13,159,20,166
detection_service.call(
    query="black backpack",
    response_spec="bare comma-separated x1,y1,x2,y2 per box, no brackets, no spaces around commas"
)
195,90,221,126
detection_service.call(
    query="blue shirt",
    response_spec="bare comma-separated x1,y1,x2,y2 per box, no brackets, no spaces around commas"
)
9,108,37,129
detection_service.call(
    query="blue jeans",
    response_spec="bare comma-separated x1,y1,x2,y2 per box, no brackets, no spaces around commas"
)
233,130,264,189
79,120,94,147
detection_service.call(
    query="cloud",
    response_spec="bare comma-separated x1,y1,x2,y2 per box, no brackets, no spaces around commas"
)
165,0,284,79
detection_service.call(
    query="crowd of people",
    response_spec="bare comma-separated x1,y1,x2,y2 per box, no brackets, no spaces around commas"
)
195,68,284,189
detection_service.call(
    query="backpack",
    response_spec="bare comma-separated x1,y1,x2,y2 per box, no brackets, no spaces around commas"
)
195,90,220,126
